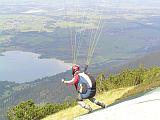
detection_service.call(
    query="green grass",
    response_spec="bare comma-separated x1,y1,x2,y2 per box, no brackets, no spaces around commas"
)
0,13,100,33
55,21,96,29
119,78,160,101
42,87,133,120
5,67,160,120
42,66,160,120
0,14,53,32
42,81,160,120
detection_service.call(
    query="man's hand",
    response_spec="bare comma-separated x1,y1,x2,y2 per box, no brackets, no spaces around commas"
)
61,79,65,83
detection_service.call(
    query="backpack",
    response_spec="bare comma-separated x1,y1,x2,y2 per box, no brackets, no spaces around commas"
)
78,72,96,94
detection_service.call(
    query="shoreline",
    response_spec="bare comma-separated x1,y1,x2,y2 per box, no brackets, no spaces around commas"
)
0,50,72,83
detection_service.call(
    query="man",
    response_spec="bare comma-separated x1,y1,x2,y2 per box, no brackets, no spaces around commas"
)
62,64,106,112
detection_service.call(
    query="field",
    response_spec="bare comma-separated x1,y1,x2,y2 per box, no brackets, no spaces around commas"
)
0,4,160,66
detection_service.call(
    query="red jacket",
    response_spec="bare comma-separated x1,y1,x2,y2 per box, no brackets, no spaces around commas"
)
73,74,80,90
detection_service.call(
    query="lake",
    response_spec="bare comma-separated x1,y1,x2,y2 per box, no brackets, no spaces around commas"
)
0,51,71,83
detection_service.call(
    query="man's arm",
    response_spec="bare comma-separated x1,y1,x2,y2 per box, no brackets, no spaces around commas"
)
62,78,75,84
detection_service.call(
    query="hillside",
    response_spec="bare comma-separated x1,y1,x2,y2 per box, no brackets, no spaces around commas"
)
104,50,160,76
42,82,160,120
42,67,160,120
5,65,160,120
125,50,160,68
76,87,160,120
42,87,133,120
2,50,160,109
0,71,77,120
1,51,160,119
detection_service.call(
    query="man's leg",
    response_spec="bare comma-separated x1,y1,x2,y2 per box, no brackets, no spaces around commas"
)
77,101,92,112
77,93,92,112
89,98,106,108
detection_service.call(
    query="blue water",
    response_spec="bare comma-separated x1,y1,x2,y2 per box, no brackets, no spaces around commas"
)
0,51,71,83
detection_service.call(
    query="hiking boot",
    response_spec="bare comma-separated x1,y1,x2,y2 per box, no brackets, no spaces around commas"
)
88,107,93,113
85,105,93,112
97,102,106,108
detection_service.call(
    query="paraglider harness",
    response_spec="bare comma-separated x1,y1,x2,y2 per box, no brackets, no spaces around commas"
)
77,65,96,98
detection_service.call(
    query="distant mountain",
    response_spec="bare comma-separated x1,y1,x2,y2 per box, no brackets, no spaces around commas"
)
123,50,160,68
106,51,160,75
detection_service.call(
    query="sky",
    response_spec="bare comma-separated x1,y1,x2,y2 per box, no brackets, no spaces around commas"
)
0,0,160,9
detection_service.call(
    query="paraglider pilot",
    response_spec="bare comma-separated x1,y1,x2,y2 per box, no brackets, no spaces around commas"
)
62,64,106,112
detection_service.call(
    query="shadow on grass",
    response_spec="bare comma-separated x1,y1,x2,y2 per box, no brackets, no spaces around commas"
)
107,88,157,108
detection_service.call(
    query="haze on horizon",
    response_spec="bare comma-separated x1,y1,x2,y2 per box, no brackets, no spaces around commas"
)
0,0,160,9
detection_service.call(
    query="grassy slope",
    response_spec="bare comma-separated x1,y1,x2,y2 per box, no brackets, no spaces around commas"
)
42,76,160,120
42,87,133,120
